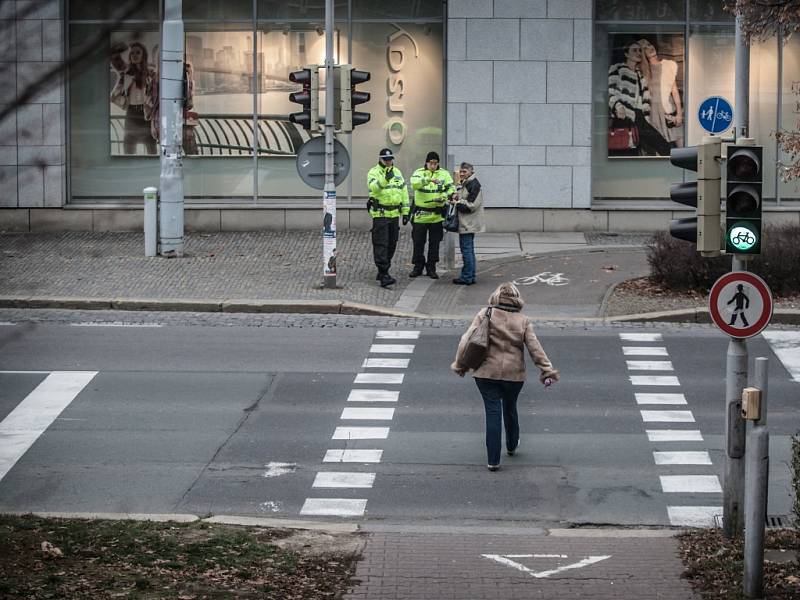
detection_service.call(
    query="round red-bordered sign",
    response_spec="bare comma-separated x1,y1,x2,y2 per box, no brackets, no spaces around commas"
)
709,272,773,338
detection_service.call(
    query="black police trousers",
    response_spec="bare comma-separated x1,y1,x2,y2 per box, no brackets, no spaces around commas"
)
411,221,444,271
371,216,400,277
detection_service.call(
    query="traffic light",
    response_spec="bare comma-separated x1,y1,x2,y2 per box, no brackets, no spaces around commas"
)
725,141,762,255
668,136,722,257
288,66,319,131
334,65,370,132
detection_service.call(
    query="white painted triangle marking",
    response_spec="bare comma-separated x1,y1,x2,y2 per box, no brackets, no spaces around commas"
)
481,553,612,578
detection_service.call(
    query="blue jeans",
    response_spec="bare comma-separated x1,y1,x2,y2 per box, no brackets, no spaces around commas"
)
459,233,476,283
474,378,524,466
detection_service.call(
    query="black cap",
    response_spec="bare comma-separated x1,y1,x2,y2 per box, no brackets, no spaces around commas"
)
378,148,394,160
426,151,440,163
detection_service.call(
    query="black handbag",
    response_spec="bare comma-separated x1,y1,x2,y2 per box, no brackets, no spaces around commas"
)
443,203,459,232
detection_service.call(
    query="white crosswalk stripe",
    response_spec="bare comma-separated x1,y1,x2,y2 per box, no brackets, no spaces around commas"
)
626,360,674,371
635,393,687,405
312,472,376,488
323,449,383,463
300,498,367,516
762,331,800,382
347,390,399,402
661,475,721,493
340,407,395,420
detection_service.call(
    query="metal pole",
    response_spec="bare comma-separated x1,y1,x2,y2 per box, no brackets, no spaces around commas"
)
723,12,752,538
444,152,456,271
322,0,337,288
744,357,769,598
159,0,185,257
735,14,749,141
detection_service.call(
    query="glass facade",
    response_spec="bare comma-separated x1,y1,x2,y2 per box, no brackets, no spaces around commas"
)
67,0,444,204
593,0,798,201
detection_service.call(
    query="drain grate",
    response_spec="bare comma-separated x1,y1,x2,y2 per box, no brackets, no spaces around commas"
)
711,515,791,529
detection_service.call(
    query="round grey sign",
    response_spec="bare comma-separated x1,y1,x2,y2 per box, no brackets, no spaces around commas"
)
296,137,351,190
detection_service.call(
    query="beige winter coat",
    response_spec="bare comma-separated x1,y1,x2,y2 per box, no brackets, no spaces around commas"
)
454,173,485,234
452,306,559,383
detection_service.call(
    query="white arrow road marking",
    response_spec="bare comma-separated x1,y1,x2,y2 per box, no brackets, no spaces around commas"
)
762,331,800,382
481,554,612,578
0,371,97,483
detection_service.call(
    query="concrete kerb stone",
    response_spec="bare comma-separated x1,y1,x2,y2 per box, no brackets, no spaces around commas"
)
222,299,343,314
4,511,200,523
111,298,224,312
205,515,358,534
27,296,114,310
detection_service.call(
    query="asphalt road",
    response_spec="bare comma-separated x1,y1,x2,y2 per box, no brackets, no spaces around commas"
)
1,314,798,529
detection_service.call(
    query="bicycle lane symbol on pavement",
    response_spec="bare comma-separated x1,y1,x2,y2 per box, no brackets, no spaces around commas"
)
481,553,611,578
512,272,570,287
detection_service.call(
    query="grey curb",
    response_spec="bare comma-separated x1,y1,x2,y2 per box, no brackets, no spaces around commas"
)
1,295,799,324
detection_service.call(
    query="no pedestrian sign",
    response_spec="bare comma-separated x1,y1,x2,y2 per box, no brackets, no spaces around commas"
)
709,272,773,338
697,96,733,134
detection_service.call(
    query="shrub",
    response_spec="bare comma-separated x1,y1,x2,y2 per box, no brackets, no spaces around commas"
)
647,223,800,295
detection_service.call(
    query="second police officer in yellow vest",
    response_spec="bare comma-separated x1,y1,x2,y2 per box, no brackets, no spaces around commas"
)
409,151,455,279
366,148,410,288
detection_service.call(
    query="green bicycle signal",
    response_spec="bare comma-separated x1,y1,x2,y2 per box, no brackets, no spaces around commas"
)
727,223,758,252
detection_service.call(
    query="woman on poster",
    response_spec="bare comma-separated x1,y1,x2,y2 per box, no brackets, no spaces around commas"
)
607,41,671,157
638,39,684,149
110,41,158,155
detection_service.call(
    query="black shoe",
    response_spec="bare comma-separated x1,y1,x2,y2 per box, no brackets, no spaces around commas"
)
452,278,469,285
426,270,439,279
376,273,382,281
409,269,423,278
487,464,500,472
380,276,395,288
507,442,519,456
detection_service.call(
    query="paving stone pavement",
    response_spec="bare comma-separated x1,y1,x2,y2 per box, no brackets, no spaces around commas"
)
344,532,698,600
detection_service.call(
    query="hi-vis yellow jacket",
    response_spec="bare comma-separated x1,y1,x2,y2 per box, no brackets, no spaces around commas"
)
367,164,410,219
410,167,455,224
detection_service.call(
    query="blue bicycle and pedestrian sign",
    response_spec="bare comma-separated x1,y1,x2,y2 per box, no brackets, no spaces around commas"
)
698,96,734,134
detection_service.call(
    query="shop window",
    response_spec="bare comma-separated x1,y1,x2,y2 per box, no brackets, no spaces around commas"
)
69,0,159,21
689,1,734,22
779,36,800,201
595,0,685,22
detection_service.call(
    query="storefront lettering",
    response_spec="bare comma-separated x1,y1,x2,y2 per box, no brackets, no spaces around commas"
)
386,24,419,145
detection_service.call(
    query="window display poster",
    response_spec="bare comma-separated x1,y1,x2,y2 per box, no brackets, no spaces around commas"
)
110,30,335,157
607,33,685,158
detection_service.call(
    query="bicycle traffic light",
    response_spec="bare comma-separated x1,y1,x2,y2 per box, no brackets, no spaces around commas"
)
725,141,762,255
288,66,319,131
334,65,370,132
668,136,722,257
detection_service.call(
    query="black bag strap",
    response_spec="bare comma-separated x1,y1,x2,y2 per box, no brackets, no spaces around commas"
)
485,306,492,321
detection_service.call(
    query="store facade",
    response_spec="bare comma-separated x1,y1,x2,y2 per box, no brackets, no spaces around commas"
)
0,0,798,232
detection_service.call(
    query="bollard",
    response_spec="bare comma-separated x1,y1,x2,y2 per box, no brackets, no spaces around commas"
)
743,357,769,599
143,187,158,257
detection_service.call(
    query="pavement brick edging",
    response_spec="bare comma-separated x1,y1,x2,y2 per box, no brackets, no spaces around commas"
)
0,296,420,319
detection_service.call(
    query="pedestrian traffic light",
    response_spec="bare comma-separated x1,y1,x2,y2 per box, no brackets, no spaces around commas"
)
668,136,722,257
725,141,762,255
334,65,370,132
288,66,319,131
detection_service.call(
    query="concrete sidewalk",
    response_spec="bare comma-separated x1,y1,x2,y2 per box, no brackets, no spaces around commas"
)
0,230,653,319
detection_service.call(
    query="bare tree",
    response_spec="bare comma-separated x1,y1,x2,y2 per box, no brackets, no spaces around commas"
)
725,0,800,182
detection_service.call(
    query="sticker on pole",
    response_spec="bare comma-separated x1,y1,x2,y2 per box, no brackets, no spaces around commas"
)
709,272,773,338
697,96,733,134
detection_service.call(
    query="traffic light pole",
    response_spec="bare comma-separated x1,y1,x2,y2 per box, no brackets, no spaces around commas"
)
723,14,751,539
159,0,185,257
323,0,337,288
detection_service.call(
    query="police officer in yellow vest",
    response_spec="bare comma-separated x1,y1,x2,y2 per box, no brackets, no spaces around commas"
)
367,148,410,287
409,151,455,279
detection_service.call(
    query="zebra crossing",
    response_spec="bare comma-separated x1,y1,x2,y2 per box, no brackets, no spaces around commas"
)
300,330,420,517
620,332,722,527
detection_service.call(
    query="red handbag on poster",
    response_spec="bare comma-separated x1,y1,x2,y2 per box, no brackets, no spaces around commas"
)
608,125,639,151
